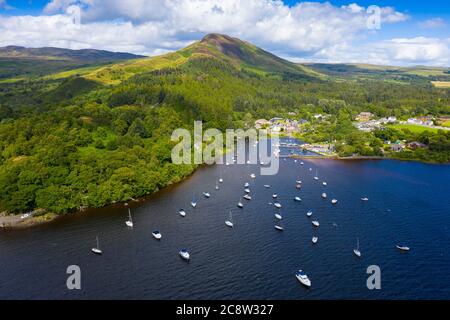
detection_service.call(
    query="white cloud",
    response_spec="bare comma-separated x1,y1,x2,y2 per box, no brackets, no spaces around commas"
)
2,0,446,66
0,0,13,10
418,18,447,29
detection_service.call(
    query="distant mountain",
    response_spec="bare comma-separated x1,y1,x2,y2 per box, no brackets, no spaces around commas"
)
0,46,145,80
85,33,323,84
0,46,144,62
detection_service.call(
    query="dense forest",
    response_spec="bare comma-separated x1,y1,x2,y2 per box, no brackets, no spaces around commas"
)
0,34,449,216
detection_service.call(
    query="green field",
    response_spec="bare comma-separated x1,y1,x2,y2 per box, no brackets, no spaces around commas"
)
389,124,441,133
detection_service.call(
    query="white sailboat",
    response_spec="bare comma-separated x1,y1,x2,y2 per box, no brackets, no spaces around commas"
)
203,192,211,198
322,193,327,199
179,249,190,261
191,195,197,208
322,182,327,186
179,209,186,217
219,171,223,183
244,188,251,194
125,208,133,228
244,182,250,188
91,236,102,255
274,202,282,209
353,238,361,258
250,173,256,179
264,185,271,188
225,211,234,228
312,236,318,244
237,199,244,208
331,199,338,205
243,194,252,201
314,169,319,180
275,213,283,220
215,181,219,190
307,210,313,217
361,197,369,201
294,196,302,202
274,223,284,231
300,162,304,165
396,245,410,252
272,193,278,199
312,220,320,227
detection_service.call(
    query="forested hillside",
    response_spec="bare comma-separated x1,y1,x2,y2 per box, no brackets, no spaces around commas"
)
0,34,449,216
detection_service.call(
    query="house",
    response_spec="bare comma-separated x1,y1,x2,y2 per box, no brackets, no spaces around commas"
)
255,119,270,129
407,141,427,150
355,112,374,122
390,142,405,152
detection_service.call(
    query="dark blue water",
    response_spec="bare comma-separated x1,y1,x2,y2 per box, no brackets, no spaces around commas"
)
1,148,449,299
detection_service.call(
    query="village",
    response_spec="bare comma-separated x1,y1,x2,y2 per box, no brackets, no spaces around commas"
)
254,112,450,156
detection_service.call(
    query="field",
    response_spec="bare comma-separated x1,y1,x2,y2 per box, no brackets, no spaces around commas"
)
389,124,441,133
432,81,450,88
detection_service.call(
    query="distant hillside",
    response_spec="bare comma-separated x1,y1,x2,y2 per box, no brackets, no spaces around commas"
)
303,63,450,84
0,46,144,62
0,46,144,80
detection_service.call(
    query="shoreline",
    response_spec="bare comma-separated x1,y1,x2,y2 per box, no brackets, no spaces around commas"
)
1,154,446,230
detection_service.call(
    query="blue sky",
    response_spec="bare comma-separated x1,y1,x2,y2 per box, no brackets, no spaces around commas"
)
0,1,449,66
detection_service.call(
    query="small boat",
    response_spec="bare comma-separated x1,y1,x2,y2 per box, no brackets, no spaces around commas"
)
274,202,282,209
225,211,234,228
125,208,133,228
275,213,282,220
243,194,252,201
203,192,211,198
250,173,256,179
309,168,312,171
179,249,190,261
244,182,250,188
272,194,278,199
244,188,251,194
179,209,186,217
312,221,320,227
353,238,361,258
152,231,162,240
294,196,302,202
322,193,327,199
322,182,327,186
91,236,102,255
361,197,369,201
191,195,197,208
396,245,410,252
215,183,219,190
295,270,311,287
331,199,338,205
300,162,304,165
274,224,284,231
296,180,302,184
307,211,313,217
312,237,318,244
314,170,319,180
219,178,223,183
237,199,244,208
264,185,271,188
296,184,302,189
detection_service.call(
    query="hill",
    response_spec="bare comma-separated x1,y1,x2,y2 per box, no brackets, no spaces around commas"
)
84,33,322,85
0,46,144,80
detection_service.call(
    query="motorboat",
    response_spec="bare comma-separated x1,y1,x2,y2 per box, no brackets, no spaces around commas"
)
152,231,162,240
295,270,311,287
